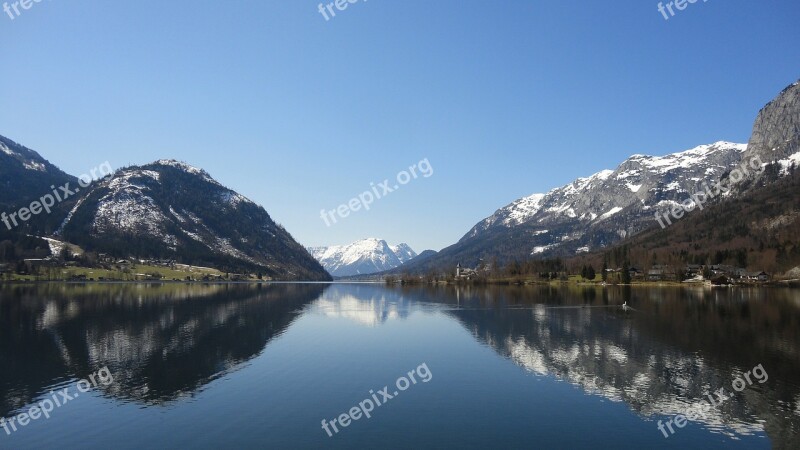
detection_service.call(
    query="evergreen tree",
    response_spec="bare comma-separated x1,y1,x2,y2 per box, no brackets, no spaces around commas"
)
621,265,632,284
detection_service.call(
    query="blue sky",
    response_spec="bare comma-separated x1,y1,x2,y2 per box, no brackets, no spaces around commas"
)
1,0,798,252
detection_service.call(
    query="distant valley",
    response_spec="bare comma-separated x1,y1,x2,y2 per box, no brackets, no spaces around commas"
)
1,79,798,282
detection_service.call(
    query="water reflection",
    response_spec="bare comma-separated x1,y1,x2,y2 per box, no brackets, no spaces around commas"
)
295,283,800,446
0,283,326,415
1,283,799,448
309,284,414,326
395,284,800,448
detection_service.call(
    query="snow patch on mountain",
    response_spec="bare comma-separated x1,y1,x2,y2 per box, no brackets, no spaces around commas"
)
599,207,623,220
23,160,46,171
219,191,253,208
626,183,642,193
777,151,800,176
94,194,167,236
0,139,53,173
532,244,557,255
0,142,14,156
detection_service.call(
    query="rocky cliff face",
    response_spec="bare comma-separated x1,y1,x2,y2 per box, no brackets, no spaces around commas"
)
743,80,800,165
733,80,800,192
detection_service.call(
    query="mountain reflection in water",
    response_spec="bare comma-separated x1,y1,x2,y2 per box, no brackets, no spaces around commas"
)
1,283,798,449
0,283,325,414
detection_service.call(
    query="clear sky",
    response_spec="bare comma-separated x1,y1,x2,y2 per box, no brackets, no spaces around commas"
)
1,0,798,252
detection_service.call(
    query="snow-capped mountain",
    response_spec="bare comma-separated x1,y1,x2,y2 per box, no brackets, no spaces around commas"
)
396,141,749,272
463,141,746,253
390,243,417,264
468,141,746,240
308,238,417,277
58,160,330,281
396,80,800,274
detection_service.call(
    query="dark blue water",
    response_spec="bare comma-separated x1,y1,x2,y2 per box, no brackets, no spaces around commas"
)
1,283,798,449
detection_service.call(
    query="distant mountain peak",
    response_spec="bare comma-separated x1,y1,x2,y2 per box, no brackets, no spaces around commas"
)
152,159,204,172
390,243,417,264
308,238,417,277
146,159,218,183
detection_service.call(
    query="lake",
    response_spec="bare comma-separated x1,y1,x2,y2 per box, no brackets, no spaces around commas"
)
1,283,799,449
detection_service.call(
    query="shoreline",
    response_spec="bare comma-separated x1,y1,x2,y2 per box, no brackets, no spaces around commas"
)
0,279,334,285
2,278,798,288
386,279,800,288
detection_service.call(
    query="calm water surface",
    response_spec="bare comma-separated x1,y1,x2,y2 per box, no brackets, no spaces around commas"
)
1,283,799,449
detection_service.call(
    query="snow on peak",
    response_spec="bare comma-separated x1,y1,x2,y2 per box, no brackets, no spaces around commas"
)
627,142,747,174
557,169,614,196
146,159,222,185
152,159,211,176
390,243,418,263
308,238,417,277
154,159,201,170
590,169,614,181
